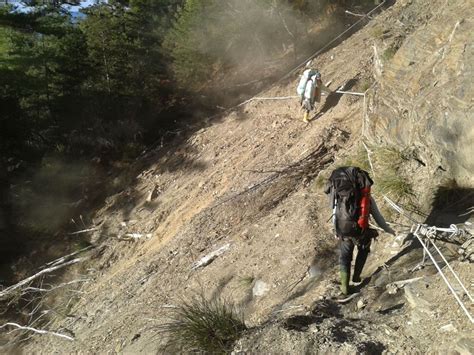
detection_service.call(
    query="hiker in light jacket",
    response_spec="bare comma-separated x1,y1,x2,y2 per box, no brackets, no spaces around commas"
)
297,62,332,122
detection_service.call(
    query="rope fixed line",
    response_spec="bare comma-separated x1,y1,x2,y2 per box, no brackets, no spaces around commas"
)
335,90,365,96
384,196,473,323
412,224,473,324
238,89,366,107
232,0,387,110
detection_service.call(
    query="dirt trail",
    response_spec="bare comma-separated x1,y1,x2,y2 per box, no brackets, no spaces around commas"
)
10,0,474,353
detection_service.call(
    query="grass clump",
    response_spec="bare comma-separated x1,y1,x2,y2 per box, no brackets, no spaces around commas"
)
160,296,247,353
382,45,398,62
336,145,371,172
356,77,373,92
376,172,413,198
238,276,255,288
373,146,407,167
369,25,384,38
313,171,329,190
371,146,413,200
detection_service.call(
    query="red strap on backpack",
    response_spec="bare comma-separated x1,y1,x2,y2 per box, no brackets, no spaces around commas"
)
357,186,371,230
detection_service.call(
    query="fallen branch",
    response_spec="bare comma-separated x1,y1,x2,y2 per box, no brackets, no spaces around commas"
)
335,90,365,96
44,246,93,268
345,10,367,17
23,279,90,293
387,277,424,289
0,322,74,341
237,95,299,107
192,243,231,270
210,128,341,210
118,233,152,241
0,258,83,301
68,227,98,235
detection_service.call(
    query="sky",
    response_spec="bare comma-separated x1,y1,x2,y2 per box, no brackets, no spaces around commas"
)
5,0,106,18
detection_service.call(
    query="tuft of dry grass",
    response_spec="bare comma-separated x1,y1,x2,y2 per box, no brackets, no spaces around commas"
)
376,172,413,198
336,145,371,172
369,25,384,38
382,45,398,61
159,295,246,353
238,276,255,288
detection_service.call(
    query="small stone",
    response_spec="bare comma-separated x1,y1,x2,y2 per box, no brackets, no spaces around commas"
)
357,299,367,310
252,280,269,297
386,284,399,294
439,324,457,332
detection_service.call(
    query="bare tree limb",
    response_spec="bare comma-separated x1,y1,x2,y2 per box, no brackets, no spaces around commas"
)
23,279,90,293
43,246,93,268
0,258,83,300
68,227,98,235
0,322,74,341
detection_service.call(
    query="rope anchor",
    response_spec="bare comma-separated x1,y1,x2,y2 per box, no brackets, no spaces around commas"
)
384,196,473,323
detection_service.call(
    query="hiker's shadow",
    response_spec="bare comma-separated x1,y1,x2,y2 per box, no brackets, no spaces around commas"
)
319,78,358,114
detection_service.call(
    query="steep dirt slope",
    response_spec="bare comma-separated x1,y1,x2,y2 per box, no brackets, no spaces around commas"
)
16,0,473,353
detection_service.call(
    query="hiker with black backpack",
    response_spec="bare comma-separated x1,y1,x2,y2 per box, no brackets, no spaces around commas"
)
296,62,332,123
324,166,395,298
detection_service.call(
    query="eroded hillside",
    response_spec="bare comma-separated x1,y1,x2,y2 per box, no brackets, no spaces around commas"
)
4,0,473,353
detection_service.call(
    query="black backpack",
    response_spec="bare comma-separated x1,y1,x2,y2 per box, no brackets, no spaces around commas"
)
324,167,373,237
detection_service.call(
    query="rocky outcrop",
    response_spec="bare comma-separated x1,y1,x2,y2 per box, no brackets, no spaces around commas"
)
368,0,473,186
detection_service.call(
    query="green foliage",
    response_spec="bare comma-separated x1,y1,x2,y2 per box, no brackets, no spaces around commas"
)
382,45,398,61
238,276,255,287
0,1,184,162
372,146,406,167
358,78,373,92
369,25,384,38
336,145,371,172
376,172,413,198
369,145,414,201
313,170,330,190
332,144,413,201
0,8,90,158
163,0,216,87
160,295,247,353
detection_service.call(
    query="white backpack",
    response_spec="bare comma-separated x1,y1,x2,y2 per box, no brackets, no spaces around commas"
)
297,69,320,99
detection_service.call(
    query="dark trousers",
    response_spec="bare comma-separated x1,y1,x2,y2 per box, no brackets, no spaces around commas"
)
339,233,372,276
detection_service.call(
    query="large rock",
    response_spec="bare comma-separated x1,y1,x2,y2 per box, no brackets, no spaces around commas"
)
367,0,473,186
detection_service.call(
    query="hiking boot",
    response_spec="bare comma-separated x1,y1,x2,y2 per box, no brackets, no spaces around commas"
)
353,248,369,284
340,270,350,296
303,111,310,123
